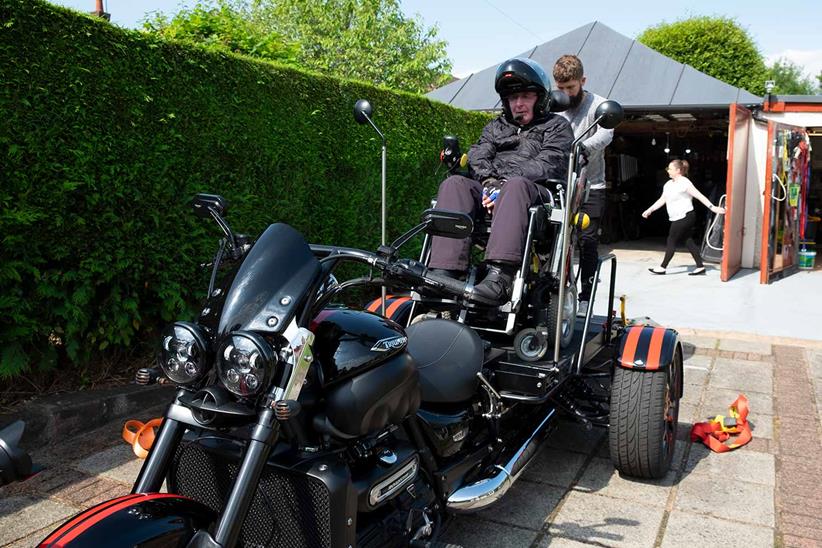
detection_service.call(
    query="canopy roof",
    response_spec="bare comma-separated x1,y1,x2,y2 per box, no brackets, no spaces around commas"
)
427,22,762,112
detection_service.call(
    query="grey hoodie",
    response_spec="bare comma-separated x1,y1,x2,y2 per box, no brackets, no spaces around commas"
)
559,91,613,190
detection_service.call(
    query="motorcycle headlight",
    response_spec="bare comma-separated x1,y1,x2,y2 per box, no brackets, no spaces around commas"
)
217,331,275,397
160,322,210,385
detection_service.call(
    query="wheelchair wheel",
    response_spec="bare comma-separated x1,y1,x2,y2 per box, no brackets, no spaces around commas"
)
514,328,548,362
547,283,577,349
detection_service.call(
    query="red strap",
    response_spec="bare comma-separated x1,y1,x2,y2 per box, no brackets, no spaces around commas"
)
690,394,752,453
122,418,163,459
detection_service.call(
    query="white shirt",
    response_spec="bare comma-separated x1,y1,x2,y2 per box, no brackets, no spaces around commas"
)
662,177,695,221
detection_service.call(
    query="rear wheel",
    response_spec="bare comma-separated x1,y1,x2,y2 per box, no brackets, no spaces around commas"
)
609,347,682,478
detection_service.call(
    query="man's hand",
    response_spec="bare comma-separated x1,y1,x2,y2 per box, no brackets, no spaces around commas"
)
482,178,501,214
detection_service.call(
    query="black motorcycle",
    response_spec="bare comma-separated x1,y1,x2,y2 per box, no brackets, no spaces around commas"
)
41,100,683,548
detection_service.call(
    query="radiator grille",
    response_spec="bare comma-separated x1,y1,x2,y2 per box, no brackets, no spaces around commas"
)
171,442,332,548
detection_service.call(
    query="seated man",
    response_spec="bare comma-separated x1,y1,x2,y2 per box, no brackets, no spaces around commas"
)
429,57,573,305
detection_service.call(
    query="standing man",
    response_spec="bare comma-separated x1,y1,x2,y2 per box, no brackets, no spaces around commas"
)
553,55,614,317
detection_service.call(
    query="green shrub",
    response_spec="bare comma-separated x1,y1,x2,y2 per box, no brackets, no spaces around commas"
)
0,0,489,378
638,16,768,95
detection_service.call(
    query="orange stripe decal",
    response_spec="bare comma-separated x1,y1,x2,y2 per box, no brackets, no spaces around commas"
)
645,328,665,370
385,297,410,319
367,295,393,313
620,325,643,368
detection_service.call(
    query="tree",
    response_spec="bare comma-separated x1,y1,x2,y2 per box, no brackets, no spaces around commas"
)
145,0,452,94
143,1,299,64
637,16,768,95
766,58,816,95
817,71,822,93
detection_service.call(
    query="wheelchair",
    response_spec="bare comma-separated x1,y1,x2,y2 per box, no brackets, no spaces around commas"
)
376,137,593,363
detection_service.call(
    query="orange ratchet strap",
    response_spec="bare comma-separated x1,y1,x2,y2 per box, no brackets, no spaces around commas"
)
690,394,752,453
122,418,163,459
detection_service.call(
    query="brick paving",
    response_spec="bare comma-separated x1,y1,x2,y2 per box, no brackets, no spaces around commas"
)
1,332,820,547
773,345,822,547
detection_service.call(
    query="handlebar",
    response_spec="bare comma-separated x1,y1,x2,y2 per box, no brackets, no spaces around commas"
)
309,244,469,301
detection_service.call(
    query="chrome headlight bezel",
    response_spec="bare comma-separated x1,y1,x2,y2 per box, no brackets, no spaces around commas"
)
216,331,276,397
160,321,210,385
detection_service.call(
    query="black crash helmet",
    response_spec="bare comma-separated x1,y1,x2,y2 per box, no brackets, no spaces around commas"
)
494,57,551,122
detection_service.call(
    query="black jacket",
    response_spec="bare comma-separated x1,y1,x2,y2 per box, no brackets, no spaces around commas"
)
467,113,573,183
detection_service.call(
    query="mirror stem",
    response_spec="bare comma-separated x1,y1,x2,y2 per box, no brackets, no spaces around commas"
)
361,111,388,315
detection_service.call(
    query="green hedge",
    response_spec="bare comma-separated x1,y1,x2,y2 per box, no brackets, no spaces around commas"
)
0,0,490,378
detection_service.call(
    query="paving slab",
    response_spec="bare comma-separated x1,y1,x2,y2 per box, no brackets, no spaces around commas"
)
680,336,718,350
684,444,775,486
521,446,590,489
675,475,775,526
0,496,76,545
682,364,711,388
661,510,774,548
749,414,774,440
476,480,565,531
536,535,602,547
74,444,144,485
718,338,773,355
709,358,774,395
439,515,538,547
548,491,664,548
575,457,674,507
808,350,822,379
703,387,773,417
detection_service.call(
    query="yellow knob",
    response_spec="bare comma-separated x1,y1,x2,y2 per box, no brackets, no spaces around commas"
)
459,153,469,168
574,212,590,229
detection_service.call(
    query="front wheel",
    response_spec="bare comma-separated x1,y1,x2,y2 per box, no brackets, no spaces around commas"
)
608,348,682,478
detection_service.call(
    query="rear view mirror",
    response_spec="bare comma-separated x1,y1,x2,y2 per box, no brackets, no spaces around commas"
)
420,209,473,239
595,100,624,129
192,193,228,218
353,99,373,125
548,90,570,113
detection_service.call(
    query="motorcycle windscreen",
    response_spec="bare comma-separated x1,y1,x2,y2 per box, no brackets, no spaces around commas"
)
218,223,321,337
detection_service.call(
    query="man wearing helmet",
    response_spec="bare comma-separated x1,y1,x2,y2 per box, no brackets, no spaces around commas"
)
553,55,614,318
429,57,574,305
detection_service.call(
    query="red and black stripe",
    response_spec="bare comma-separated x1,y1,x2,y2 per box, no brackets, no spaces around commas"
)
39,493,185,547
618,325,678,370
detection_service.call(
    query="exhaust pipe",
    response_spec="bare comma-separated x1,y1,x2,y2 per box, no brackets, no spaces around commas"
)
446,408,556,513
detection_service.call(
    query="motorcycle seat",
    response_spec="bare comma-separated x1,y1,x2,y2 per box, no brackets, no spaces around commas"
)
405,318,482,403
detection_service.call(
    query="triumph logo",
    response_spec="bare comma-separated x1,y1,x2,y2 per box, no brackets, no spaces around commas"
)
371,336,407,352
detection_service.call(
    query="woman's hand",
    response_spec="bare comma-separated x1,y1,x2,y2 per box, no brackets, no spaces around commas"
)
642,209,652,219
711,205,726,215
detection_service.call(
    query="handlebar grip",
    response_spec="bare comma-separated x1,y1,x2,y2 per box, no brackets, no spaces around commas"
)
423,271,469,299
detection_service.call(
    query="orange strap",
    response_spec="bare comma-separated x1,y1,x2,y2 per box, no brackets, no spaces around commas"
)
122,418,163,459
690,394,752,453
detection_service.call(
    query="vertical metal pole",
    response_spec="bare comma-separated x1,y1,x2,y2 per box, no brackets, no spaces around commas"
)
554,148,578,363
381,141,387,316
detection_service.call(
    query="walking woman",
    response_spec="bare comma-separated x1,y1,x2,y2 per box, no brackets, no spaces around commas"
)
642,159,725,275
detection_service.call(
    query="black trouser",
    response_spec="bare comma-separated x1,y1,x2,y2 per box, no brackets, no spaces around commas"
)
662,210,703,268
579,188,605,301
429,175,548,270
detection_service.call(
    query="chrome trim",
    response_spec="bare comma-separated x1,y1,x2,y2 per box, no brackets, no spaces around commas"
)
369,457,418,506
280,325,315,402
447,408,556,513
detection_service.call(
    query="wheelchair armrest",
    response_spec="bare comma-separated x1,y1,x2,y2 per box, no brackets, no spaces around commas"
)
536,178,566,190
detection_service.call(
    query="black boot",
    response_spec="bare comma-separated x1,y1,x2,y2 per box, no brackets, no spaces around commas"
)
471,262,515,305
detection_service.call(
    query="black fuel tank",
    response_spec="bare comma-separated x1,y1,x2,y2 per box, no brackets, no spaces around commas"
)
311,307,408,386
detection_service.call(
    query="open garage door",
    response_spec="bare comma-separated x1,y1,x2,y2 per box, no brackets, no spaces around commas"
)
721,104,752,281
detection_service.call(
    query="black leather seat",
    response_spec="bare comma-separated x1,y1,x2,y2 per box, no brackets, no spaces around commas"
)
405,319,482,403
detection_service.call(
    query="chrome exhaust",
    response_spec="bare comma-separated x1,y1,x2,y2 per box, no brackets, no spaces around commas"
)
446,408,556,513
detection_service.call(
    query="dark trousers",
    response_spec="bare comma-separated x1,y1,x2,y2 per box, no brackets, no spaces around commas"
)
579,188,605,301
662,210,703,268
429,175,547,270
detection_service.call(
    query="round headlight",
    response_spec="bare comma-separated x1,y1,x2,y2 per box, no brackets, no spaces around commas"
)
217,332,275,397
160,322,210,385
